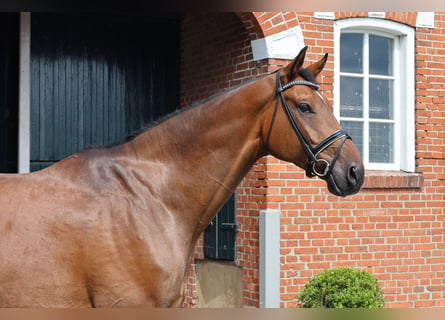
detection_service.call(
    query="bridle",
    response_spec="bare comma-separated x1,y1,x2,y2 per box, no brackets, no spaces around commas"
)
268,68,351,179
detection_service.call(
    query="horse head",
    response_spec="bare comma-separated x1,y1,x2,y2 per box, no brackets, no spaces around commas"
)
264,46,364,197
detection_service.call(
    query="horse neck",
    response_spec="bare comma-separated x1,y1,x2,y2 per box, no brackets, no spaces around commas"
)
127,75,273,238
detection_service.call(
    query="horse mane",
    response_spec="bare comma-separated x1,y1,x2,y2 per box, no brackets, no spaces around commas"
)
90,92,220,150
90,107,188,150
86,68,316,151
121,89,228,143
94,74,267,150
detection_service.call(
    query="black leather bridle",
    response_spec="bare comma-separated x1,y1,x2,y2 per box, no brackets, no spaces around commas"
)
269,68,351,179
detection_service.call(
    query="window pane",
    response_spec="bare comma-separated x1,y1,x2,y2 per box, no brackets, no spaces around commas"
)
340,33,363,73
340,76,363,118
369,79,393,119
340,120,363,157
369,34,393,76
369,122,394,163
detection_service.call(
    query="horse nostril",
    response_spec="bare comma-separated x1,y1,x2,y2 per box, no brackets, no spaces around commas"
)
348,163,358,186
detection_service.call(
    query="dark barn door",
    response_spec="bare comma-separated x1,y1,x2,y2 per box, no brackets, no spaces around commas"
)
0,13,19,173
30,13,180,171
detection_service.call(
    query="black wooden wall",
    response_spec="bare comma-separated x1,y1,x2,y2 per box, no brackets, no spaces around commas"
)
30,13,180,171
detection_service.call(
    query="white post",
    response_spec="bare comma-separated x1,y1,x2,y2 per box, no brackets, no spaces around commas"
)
259,209,280,308
18,12,31,173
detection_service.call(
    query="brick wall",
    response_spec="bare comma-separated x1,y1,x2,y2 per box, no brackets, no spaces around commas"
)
181,12,445,308
273,12,445,308
180,13,269,109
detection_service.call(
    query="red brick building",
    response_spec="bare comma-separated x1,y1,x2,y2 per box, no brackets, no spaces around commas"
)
181,12,445,308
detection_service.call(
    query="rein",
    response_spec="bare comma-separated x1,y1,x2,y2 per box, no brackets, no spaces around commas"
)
269,68,351,179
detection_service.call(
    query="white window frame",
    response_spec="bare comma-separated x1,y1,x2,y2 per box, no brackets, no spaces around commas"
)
334,18,415,172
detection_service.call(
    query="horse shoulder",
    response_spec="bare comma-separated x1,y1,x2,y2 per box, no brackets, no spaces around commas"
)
63,154,192,306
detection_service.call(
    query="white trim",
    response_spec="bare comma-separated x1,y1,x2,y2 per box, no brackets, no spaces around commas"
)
334,17,415,37
18,12,31,173
251,26,305,61
400,26,416,173
259,209,280,308
334,18,415,172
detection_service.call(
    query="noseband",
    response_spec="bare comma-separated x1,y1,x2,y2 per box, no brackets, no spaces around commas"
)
269,68,351,179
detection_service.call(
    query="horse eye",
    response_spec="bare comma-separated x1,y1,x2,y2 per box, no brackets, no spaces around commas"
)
298,103,312,113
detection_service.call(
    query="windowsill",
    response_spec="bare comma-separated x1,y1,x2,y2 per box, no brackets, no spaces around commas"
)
362,170,424,190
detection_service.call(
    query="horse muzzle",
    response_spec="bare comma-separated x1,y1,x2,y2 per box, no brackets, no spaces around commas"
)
325,160,365,197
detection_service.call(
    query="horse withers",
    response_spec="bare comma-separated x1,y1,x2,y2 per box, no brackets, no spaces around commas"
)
0,47,364,307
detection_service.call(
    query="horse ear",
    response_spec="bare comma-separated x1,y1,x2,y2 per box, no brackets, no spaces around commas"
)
305,53,329,78
283,46,308,80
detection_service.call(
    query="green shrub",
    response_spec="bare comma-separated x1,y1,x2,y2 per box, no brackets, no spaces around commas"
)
297,267,385,308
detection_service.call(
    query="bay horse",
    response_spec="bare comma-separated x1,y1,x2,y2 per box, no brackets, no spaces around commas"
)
0,47,364,307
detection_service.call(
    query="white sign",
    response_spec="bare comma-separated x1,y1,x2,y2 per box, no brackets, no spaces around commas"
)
368,12,386,18
416,12,435,28
314,12,335,20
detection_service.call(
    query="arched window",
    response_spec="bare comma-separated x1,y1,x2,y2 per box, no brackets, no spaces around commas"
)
334,18,415,172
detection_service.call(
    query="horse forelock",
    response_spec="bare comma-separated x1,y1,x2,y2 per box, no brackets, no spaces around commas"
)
297,68,318,85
